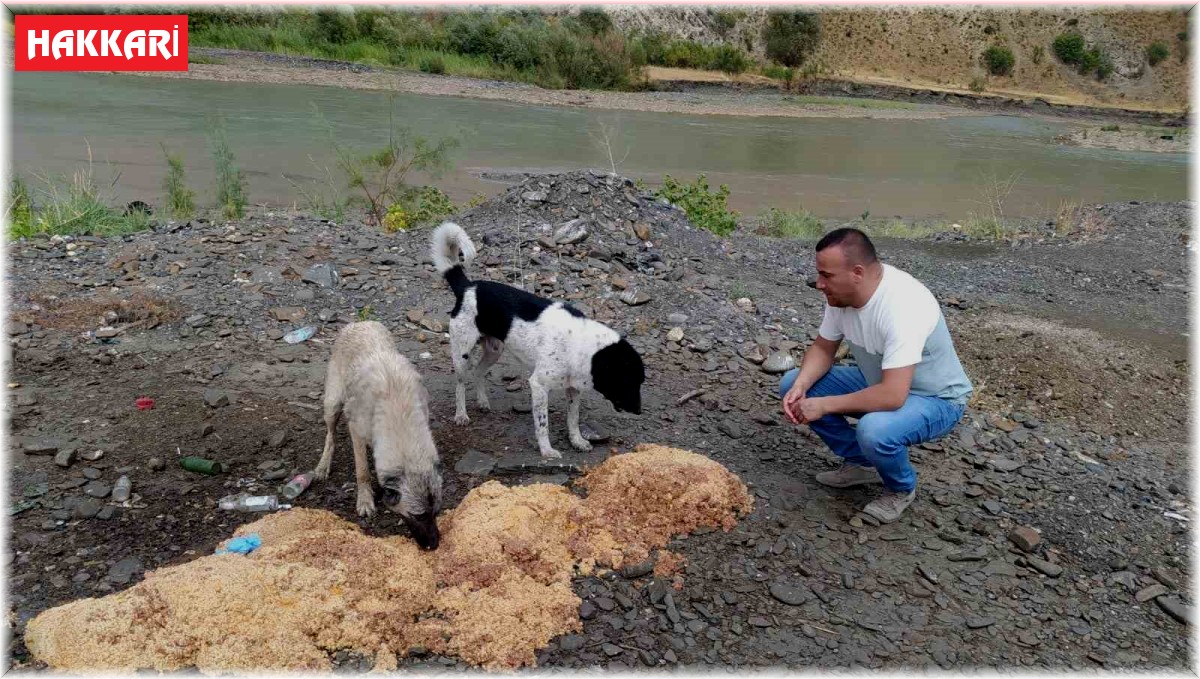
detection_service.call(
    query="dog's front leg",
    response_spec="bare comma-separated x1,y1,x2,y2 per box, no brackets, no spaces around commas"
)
566,387,591,452
349,426,376,517
529,376,562,459
450,333,474,425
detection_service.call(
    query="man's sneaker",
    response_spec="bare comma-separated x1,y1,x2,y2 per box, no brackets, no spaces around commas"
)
863,489,917,523
815,463,882,489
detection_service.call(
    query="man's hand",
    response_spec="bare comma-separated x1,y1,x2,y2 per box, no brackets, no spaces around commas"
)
782,382,806,424
796,396,831,424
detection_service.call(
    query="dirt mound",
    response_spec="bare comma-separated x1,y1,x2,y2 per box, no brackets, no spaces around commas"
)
25,445,753,673
572,443,755,570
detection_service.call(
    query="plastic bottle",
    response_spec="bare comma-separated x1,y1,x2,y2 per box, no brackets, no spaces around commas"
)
279,471,314,500
218,493,288,512
112,475,132,503
283,326,318,344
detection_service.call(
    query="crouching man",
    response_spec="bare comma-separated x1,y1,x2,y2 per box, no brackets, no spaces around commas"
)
780,228,973,523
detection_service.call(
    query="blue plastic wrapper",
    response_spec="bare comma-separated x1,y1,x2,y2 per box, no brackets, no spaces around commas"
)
215,533,262,555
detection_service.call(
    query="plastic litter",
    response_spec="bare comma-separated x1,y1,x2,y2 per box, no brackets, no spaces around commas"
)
215,533,262,555
112,476,132,503
283,326,317,344
218,493,290,513
135,397,154,410
279,471,314,501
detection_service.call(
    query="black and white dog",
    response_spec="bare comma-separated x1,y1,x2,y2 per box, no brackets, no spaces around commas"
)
430,221,645,459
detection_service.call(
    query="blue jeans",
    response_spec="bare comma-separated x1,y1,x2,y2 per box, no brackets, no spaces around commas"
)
779,366,965,493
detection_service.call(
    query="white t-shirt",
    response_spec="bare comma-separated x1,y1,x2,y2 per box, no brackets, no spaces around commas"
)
818,263,973,403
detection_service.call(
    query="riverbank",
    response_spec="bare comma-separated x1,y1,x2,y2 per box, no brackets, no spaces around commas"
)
140,48,977,121
126,47,1188,131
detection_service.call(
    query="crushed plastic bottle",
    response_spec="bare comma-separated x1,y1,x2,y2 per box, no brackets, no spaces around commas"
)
112,475,132,503
279,471,314,500
218,493,289,513
283,326,318,344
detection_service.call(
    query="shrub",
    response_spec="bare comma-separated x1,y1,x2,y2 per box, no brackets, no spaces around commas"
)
968,76,986,92
1147,41,1169,66
443,12,503,57
575,8,612,36
7,175,33,238
160,143,195,220
710,43,750,74
656,174,739,237
315,8,359,44
1032,45,1044,65
762,10,821,68
1053,31,1087,65
208,116,247,220
983,45,1014,76
321,99,458,228
419,54,445,74
762,63,794,81
1094,50,1114,79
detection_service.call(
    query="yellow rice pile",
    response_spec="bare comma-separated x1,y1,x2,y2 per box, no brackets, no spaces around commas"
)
25,445,752,673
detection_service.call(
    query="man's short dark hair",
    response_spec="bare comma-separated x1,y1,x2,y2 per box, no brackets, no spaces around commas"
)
815,227,878,265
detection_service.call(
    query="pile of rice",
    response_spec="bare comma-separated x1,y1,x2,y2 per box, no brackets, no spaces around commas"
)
25,444,752,673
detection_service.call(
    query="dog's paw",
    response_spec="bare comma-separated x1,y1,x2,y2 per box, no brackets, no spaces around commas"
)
540,448,564,460
477,396,492,412
314,464,330,482
356,489,376,517
454,412,470,426
570,436,592,452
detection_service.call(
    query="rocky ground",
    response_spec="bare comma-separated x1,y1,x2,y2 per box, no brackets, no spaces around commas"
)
4,171,1193,671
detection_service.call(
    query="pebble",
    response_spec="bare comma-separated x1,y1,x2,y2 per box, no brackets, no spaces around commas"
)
760,351,795,374
83,481,112,498
1025,556,1063,578
1155,596,1193,625
1135,584,1169,602
454,449,496,476
1008,526,1041,552
204,389,230,408
768,583,808,606
106,557,142,585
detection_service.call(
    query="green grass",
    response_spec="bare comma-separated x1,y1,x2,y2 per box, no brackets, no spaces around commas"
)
866,219,943,239
756,207,824,239
188,54,225,65
8,164,151,240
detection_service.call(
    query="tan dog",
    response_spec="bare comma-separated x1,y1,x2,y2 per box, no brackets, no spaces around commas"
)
316,321,443,549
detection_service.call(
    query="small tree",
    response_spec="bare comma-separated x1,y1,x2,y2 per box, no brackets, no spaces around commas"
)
320,98,459,227
762,10,821,68
575,8,612,36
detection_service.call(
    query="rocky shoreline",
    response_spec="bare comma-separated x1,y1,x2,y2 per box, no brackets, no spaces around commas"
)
5,171,1192,671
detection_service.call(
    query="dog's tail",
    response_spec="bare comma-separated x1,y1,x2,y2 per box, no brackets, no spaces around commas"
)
430,221,476,299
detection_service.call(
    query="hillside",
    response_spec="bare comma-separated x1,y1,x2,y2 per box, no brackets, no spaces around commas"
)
607,6,1191,111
